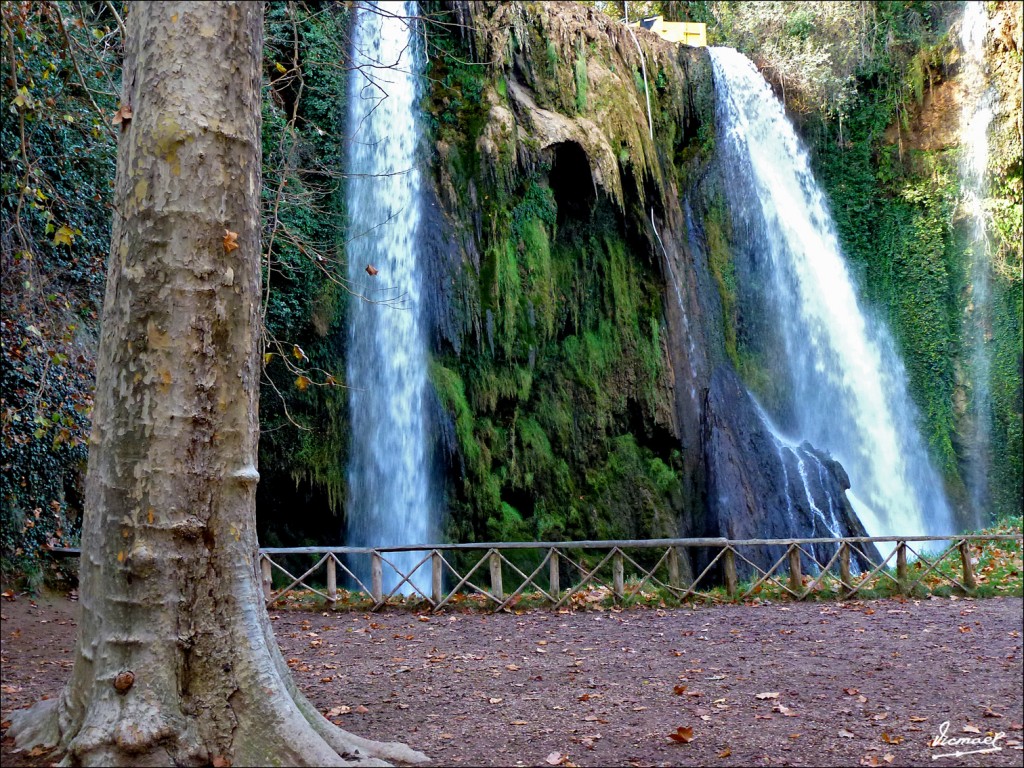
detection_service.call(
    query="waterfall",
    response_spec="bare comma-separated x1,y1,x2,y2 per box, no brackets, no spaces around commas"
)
708,47,954,539
958,1,996,528
345,1,433,594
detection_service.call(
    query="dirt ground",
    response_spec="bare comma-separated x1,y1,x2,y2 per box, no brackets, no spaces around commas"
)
2,593,1022,767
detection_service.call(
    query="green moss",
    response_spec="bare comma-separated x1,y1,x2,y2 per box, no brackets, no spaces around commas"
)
546,40,558,76
574,52,588,114
430,361,481,470
703,204,738,366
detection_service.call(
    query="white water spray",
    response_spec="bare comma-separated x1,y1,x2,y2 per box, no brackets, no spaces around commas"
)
345,1,433,594
709,47,954,538
958,1,996,527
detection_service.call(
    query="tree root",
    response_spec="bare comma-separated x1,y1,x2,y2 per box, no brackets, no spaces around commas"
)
7,698,61,753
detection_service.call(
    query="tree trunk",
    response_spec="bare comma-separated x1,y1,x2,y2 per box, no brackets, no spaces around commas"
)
8,4,426,766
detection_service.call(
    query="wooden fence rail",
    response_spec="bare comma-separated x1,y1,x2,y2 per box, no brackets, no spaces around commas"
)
49,533,1021,611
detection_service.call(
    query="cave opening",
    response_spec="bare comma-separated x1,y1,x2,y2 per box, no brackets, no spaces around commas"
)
548,141,596,224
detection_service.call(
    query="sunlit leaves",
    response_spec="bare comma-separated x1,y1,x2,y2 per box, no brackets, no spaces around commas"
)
51,225,79,246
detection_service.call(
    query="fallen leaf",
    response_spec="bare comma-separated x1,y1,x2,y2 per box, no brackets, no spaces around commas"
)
327,706,351,716
962,724,982,734
872,712,888,721
839,728,856,738
718,747,731,758
111,103,133,126
673,685,688,695
489,697,503,704
668,726,695,744
844,688,859,695
881,732,903,744
755,692,780,700
211,757,231,768
909,716,928,722
545,752,565,765
365,264,379,276
1,590,14,601
223,229,239,253
983,707,1004,718
775,704,797,717
354,705,369,714
511,720,529,726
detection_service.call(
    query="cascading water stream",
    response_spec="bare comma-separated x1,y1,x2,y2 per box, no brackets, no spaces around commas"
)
958,1,996,527
345,1,433,594
709,46,954,539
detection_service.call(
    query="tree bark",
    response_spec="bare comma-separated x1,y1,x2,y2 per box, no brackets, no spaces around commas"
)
8,4,427,765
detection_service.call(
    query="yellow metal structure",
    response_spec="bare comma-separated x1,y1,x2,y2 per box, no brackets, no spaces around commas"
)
629,16,707,47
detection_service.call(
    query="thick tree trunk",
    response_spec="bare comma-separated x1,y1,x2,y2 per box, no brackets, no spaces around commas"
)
8,4,426,766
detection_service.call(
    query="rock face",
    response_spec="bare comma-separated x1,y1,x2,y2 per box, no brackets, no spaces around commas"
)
424,1,878,574
702,365,881,578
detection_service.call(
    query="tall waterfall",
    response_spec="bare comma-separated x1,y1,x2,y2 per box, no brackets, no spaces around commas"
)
345,0,433,594
958,1,996,528
709,47,954,538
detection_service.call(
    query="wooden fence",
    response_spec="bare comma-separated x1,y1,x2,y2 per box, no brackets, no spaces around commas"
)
258,533,1022,611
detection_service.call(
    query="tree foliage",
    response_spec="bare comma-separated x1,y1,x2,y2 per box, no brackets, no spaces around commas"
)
1,1,120,581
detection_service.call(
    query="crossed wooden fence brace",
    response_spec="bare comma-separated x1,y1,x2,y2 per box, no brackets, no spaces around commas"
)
252,533,1021,611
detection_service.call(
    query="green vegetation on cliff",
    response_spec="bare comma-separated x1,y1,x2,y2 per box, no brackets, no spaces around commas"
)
423,3,698,550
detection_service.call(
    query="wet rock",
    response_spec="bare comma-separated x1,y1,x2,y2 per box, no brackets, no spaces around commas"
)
701,365,880,581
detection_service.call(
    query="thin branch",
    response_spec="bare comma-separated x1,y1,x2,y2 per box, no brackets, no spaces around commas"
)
103,0,125,40
52,3,118,141
2,12,32,253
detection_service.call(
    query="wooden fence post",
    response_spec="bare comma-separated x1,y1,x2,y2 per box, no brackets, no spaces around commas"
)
667,546,681,589
489,550,503,601
896,541,908,594
371,551,383,603
788,545,802,594
723,547,737,598
326,555,337,603
549,549,560,601
959,541,977,591
839,543,852,594
260,555,272,601
612,549,624,600
431,550,443,604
